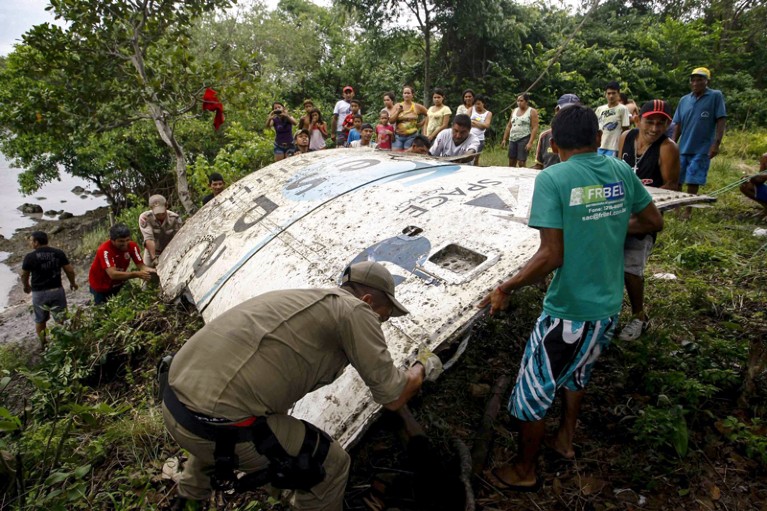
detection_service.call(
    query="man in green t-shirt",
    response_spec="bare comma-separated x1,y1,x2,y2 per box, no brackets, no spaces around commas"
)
480,105,663,492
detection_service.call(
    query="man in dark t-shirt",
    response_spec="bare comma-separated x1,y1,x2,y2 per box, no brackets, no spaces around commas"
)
21,231,78,345
202,172,226,205
534,94,581,169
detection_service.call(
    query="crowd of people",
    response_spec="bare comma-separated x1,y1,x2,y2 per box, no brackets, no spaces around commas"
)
19,65,767,510
265,85,500,162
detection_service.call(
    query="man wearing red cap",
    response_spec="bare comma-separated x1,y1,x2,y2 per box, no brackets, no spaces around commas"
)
672,67,727,215
331,86,355,147
616,99,680,341
162,261,441,510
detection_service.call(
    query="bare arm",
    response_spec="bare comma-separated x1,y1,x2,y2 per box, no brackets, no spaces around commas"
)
628,201,663,236
21,270,31,294
105,266,154,283
331,114,338,140
709,117,726,158
659,139,681,190
145,239,157,261
526,109,539,151
478,228,564,315
62,264,78,290
673,123,681,143
501,117,511,147
388,103,404,124
472,111,493,130
618,129,629,159
382,364,425,411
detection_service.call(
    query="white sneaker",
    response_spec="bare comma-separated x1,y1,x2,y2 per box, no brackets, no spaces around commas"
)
618,318,649,341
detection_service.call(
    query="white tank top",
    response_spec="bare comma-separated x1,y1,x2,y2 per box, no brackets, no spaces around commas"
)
470,109,490,141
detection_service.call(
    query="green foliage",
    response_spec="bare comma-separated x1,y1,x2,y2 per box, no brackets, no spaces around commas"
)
0,286,203,509
632,403,689,458
719,416,767,466
189,122,274,198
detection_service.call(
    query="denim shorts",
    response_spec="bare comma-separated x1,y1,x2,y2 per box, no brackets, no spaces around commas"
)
756,184,767,202
508,313,617,421
392,133,417,150
274,142,295,155
597,148,618,157
679,153,711,185
31,287,67,324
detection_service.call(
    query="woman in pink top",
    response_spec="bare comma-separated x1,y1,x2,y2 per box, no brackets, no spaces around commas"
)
308,108,328,151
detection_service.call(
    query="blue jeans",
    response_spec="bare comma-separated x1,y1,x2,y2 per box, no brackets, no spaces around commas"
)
392,133,417,150
90,286,122,305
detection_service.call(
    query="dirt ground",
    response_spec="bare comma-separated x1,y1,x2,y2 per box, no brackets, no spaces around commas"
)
342,287,767,511
0,207,110,350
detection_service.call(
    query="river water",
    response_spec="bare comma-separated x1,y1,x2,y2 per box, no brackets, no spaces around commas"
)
0,155,106,309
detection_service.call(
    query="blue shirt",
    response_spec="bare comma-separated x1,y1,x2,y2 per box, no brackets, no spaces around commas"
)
672,88,726,156
346,128,361,146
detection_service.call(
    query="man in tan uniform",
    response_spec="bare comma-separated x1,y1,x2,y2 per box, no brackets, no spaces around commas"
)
162,261,441,510
138,194,183,268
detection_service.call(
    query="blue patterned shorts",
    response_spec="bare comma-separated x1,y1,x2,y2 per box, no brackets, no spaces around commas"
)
508,313,617,422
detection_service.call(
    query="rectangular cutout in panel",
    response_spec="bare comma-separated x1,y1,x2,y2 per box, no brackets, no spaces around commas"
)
428,244,487,274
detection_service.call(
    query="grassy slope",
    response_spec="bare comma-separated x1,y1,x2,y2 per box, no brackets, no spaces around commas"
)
1,135,766,510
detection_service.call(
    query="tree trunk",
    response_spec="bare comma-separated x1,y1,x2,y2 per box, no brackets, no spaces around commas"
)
423,25,431,106
129,31,195,214
148,103,195,214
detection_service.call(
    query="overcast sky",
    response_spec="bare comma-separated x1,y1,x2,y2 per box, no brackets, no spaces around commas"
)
0,0,61,56
0,0,287,56
1,0,578,57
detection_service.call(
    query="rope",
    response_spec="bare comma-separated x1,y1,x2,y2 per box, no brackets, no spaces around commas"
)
708,171,767,197
497,0,602,117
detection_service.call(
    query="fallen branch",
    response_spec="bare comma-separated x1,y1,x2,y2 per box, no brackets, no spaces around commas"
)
471,373,513,475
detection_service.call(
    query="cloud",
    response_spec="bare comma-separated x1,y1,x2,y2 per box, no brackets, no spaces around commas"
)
0,0,65,56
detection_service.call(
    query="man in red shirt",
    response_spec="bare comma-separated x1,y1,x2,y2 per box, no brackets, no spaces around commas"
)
88,223,155,304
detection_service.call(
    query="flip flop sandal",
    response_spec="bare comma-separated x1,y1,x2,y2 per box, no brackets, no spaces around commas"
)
491,468,543,493
543,437,578,462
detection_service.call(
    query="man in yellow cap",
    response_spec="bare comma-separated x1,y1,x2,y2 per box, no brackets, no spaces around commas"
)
162,261,441,510
672,67,727,217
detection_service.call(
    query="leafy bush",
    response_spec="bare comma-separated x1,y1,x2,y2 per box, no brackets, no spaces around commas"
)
632,403,689,458
718,416,767,466
0,287,202,509
189,121,274,200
